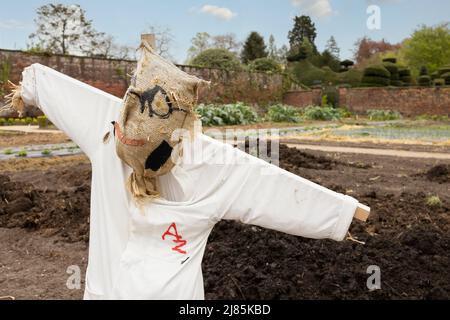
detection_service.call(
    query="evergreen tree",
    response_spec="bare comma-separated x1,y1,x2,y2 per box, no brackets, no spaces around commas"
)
241,32,268,64
288,15,317,52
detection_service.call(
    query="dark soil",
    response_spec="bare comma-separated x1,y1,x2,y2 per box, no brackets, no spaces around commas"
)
426,164,450,184
0,145,449,300
0,164,90,243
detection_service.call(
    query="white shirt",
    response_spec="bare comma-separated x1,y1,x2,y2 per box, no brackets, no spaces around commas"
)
20,63,359,300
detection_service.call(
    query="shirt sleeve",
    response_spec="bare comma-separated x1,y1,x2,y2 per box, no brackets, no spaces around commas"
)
215,141,359,242
20,63,123,160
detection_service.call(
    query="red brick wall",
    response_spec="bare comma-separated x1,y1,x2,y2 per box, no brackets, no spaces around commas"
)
0,49,284,110
283,87,450,116
283,89,322,107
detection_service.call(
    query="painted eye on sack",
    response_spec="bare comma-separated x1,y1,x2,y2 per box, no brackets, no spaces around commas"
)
128,85,186,119
152,93,171,118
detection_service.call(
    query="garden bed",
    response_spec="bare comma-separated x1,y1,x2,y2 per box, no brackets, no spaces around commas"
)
0,144,449,299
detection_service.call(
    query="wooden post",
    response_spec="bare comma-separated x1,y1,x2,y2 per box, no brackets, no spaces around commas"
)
355,204,370,222
141,34,156,50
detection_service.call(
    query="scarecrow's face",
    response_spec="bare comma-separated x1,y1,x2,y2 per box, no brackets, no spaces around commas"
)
115,44,203,184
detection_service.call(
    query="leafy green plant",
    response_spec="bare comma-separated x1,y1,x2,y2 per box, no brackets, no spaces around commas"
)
17,150,28,157
266,104,301,123
196,102,258,126
4,149,13,155
302,106,342,121
367,109,402,121
415,114,449,121
337,107,355,118
41,149,52,156
426,196,442,208
37,115,49,128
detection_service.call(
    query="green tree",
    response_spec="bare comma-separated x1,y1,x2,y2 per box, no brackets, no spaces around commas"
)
318,50,341,72
402,23,450,74
288,15,317,52
191,49,242,70
287,38,314,62
28,4,104,56
241,32,268,64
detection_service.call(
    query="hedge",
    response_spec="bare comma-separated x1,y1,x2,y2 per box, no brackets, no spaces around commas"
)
363,65,391,78
382,57,397,64
418,75,431,86
361,75,391,87
441,72,450,85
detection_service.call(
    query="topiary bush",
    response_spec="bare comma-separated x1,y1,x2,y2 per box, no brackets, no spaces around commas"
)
196,102,258,126
434,78,445,87
340,59,354,70
291,60,327,86
419,66,429,76
248,58,282,73
363,65,391,78
337,69,363,87
361,65,391,87
383,61,403,86
191,49,243,70
418,75,432,86
418,66,431,86
431,71,440,80
266,104,301,123
360,75,390,87
441,72,450,85
382,57,397,64
438,65,450,76
398,67,413,86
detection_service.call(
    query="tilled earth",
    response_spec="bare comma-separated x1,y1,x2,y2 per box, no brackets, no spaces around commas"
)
0,145,449,300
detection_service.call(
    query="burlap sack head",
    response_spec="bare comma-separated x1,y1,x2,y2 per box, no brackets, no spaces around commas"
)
115,40,207,201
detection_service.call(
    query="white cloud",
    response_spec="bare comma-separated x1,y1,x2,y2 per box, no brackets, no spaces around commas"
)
291,0,334,18
0,19,26,29
200,5,237,21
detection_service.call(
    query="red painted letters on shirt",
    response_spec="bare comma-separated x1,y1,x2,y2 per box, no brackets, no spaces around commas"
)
162,223,187,255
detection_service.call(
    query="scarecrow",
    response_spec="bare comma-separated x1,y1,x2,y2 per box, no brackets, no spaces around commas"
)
3,35,370,300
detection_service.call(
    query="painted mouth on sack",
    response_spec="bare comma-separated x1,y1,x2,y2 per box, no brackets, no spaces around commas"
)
145,140,173,171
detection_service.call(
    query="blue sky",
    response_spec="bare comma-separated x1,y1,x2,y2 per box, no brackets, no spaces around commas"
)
0,0,449,63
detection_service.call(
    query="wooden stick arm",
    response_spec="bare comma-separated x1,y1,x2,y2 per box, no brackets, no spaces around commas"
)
354,203,370,222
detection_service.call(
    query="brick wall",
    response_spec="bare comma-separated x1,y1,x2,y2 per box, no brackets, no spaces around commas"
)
283,87,450,116
0,49,284,116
